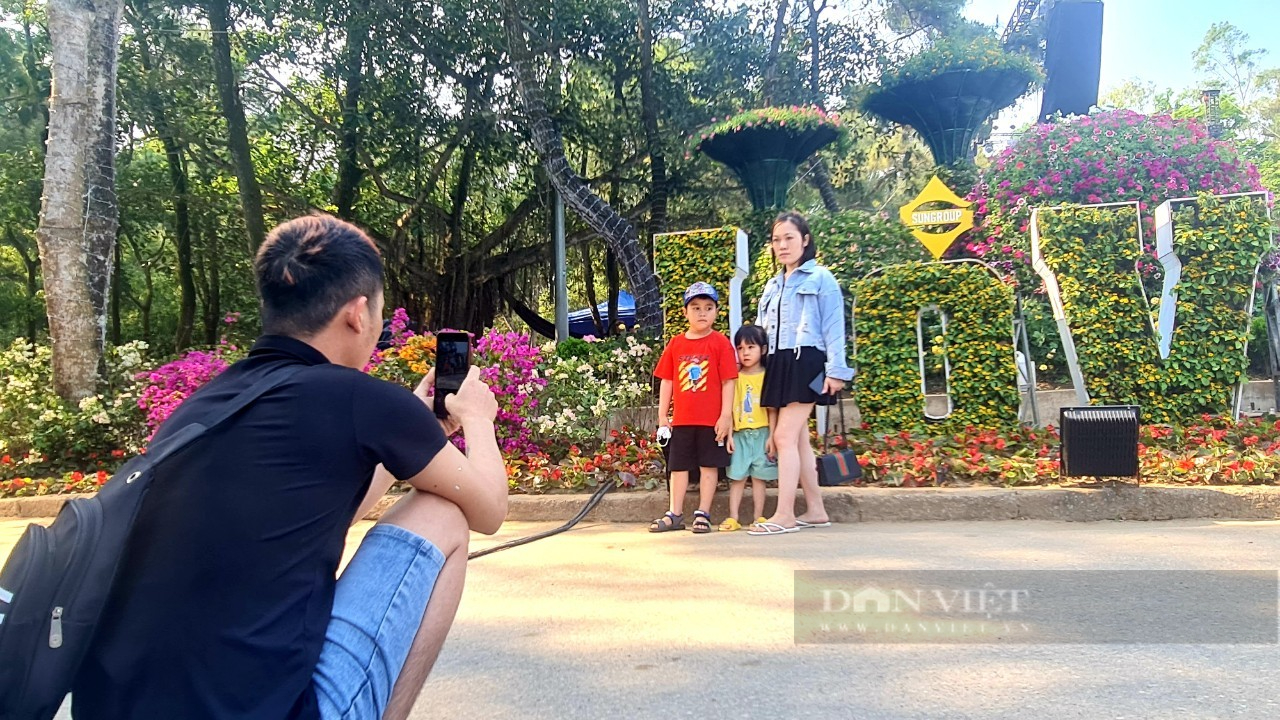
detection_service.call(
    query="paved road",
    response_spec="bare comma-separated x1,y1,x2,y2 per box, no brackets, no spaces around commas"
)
411,518,1280,720
6,518,1279,719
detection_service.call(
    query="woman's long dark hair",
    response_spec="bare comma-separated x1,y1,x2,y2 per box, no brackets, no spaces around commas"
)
771,211,816,264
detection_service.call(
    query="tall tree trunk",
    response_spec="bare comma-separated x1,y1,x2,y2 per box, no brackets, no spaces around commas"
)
441,140,477,328
605,81,624,336
167,135,197,350
500,0,662,334
37,0,123,401
124,234,155,345
606,249,620,335
804,0,839,212
206,0,267,254
582,241,604,335
331,0,367,219
636,0,668,237
131,13,197,349
761,0,791,106
4,229,42,340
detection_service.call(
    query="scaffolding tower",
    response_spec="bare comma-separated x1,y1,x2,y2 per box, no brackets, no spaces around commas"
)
1000,0,1043,45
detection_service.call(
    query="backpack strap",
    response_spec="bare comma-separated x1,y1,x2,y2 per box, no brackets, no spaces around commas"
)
143,365,304,467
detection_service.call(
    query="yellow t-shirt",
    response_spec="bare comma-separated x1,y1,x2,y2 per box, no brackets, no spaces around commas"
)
734,371,768,431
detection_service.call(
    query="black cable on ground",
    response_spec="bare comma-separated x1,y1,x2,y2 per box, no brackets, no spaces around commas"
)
468,480,615,560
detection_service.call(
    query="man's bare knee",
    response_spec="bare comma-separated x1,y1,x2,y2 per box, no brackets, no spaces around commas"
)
378,490,470,556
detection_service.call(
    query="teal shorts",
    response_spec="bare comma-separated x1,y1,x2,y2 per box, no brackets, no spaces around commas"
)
727,427,778,481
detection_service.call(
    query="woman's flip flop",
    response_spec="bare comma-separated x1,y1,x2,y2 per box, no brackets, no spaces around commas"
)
796,519,832,529
747,521,799,536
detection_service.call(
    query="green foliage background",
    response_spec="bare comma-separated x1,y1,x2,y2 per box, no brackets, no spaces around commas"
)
851,261,1019,431
654,227,739,340
1037,195,1272,422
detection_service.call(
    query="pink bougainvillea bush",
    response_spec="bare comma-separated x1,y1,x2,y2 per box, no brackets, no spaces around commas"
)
473,329,548,456
965,109,1266,276
136,350,232,438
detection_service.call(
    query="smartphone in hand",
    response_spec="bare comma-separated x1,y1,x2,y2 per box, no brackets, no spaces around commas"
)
433,331,471,419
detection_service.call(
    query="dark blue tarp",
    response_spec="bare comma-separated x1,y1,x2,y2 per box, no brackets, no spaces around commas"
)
567,290,636,337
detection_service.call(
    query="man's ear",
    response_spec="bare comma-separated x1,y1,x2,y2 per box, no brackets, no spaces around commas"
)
342,295,370,334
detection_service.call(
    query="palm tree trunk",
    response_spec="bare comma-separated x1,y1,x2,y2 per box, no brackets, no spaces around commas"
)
500,0,662,334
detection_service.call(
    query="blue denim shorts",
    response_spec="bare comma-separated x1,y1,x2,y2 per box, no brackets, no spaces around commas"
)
312,524,446,719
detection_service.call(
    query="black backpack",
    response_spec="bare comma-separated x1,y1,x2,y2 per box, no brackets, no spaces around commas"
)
0,368,299,720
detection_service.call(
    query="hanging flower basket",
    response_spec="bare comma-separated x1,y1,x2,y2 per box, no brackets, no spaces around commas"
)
694,106,845,210
862,38,1041,166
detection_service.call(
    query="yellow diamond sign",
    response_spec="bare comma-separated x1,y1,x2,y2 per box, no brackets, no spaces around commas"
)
899,176,974,260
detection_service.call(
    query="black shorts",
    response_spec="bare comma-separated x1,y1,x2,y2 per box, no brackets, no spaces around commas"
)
667,425,730,473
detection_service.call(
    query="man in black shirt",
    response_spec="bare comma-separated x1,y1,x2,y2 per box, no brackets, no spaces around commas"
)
74,215,509,719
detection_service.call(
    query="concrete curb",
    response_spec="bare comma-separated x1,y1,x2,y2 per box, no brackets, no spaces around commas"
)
9,486,1280,523
490,486,1280,523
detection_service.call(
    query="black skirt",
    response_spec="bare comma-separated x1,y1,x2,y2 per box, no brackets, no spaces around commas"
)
762,346,837,407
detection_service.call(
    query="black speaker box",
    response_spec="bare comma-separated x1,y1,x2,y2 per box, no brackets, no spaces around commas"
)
1039,0,1104,119
1060,405,1140,480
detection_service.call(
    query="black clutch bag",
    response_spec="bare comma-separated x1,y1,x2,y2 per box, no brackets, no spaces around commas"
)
816,391,862,486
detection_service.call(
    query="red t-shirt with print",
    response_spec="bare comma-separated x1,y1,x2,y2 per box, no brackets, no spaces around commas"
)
654,331,738,427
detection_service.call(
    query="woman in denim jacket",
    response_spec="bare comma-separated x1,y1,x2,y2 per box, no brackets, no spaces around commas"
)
749,211,853,536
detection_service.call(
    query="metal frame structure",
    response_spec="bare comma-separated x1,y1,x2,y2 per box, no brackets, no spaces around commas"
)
1001,0,1044,45
1030,192,1274,419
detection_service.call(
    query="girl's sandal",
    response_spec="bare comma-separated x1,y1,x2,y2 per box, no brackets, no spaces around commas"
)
648,511,684,533
690,510,713,534
718,517,742,532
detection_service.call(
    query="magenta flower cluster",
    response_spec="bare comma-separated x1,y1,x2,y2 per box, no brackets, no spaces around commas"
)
384,307,414,348
966,109,1264,269
474,330,548,455
133,317,551,456
135,350,230,438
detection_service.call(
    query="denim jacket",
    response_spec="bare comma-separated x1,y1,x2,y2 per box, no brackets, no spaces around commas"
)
756,260,854,381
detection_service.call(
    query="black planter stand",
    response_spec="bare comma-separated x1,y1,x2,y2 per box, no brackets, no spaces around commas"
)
862,68,1036,166
698,125,841,211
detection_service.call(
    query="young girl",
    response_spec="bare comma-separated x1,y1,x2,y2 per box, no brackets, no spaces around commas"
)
750,211,852,536
719,325,777,531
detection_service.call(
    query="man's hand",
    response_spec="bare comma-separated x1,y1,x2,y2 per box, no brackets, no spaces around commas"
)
414,369,460,435
444,366,499,425
414,367,497,434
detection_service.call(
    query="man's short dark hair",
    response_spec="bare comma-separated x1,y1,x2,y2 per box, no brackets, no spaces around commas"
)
255,214,384,337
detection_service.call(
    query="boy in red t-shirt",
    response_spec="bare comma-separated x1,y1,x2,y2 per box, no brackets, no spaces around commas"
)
650,282,738,534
